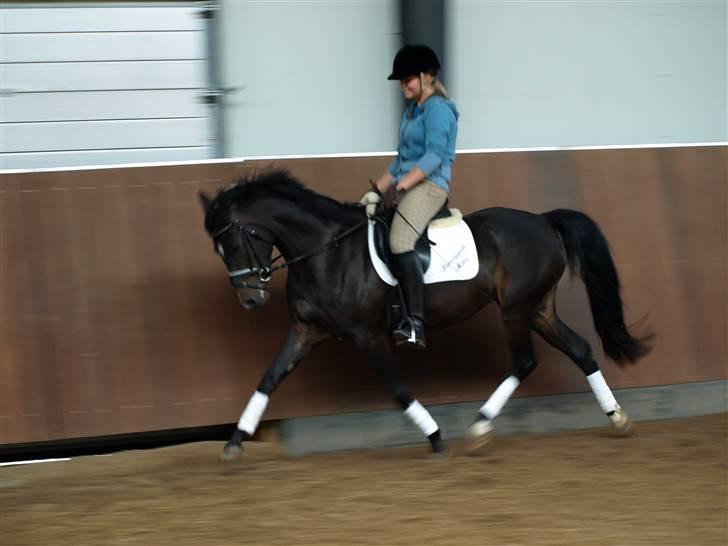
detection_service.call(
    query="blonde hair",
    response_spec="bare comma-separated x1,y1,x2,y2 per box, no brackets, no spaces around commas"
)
420,71,450,99
432,78,449,99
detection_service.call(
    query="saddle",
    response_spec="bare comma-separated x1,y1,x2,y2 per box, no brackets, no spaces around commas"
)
367,203,479,288
372,201,452,273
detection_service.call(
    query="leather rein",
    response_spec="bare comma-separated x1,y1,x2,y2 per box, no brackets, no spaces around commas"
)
212,216,368,291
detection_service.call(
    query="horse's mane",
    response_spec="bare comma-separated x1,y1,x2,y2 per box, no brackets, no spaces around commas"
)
219,169,362,224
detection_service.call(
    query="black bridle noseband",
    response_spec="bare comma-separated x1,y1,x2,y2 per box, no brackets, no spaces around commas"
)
212,217,368,291
212,219,276,290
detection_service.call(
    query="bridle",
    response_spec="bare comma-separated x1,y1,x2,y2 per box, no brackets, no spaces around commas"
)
211,216,368,292
212,219,276,290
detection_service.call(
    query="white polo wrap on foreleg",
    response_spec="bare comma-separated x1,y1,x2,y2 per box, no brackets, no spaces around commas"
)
586,370,618,413
480,375,520,420
404,400,439,436
237,391,269,435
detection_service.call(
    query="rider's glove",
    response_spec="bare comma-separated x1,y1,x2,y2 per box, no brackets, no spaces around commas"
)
359,190,381,218
381,185,400,210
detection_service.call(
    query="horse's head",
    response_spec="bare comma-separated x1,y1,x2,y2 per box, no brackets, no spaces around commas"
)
199,191,273,310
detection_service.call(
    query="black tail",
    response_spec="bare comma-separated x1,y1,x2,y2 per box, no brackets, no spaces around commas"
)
543,209,652,365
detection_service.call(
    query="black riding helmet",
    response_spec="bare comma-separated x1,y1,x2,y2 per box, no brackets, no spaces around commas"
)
387,44,441,80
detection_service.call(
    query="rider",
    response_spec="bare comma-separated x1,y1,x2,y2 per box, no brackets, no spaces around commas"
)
361,44,459,350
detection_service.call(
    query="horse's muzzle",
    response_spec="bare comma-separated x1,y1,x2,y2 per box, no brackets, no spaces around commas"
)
236,287,270,310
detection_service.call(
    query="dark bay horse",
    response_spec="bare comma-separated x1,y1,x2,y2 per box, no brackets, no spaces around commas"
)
199,170,651,460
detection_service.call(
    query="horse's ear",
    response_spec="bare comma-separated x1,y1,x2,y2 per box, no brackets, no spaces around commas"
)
198,191,213,214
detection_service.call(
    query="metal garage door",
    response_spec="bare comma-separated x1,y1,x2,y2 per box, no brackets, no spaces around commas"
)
0,2,216,170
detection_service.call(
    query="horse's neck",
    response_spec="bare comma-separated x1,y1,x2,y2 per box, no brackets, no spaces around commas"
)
263,202,350,259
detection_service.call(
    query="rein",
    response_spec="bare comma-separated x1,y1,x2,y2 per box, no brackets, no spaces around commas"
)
269,217,368,273
213,216,368,289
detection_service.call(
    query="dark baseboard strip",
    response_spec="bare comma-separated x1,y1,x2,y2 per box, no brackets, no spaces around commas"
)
279,380,728,456
2,381,725,462
0,423,236,464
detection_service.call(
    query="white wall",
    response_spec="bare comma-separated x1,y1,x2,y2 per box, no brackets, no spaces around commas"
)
218,0,401,157
448,0,727,149
218,0,726,157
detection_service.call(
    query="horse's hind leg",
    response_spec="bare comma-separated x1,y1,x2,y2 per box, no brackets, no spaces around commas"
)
468,305,539,449
363,336,446,455
532,296,632,435
221,325,324,461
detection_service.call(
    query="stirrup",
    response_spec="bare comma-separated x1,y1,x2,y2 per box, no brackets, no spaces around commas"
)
393,318,426,349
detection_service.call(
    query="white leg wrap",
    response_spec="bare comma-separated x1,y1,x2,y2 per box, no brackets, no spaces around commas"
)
237,391,269,435
480,375,520,420
404,400,439,437
586,370,618,413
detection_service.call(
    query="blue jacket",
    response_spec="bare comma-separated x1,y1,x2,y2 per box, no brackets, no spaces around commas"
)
388,95,459,192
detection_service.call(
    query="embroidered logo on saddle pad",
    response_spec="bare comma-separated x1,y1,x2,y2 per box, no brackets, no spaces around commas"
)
368,209,479,286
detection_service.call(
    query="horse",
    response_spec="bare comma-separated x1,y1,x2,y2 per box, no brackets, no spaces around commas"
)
198,170,651,460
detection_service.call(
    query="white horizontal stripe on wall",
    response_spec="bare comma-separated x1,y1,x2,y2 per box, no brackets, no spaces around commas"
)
0,147,213,170
1,31,206,63
1,119,212,153
1,90,210,122
1,61,207,92
2,142,724,175
1,6,206,33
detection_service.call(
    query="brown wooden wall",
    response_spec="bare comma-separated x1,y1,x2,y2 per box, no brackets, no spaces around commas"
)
1,145,726,444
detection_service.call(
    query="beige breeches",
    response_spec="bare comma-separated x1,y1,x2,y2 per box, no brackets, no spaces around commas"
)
389,180,448,255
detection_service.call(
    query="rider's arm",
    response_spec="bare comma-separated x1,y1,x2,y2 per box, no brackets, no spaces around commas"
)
375,110,406,193
373,170,394,194
413,101,454,184
395,166,426,192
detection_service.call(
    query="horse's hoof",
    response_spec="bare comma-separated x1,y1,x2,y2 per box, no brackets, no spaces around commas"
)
428,436,451,460
220,442,243,462
609,406,633,437
466,419,494,451
428,446,452,461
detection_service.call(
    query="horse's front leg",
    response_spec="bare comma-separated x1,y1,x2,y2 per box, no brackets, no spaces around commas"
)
364,336,446,456
221,325,323,461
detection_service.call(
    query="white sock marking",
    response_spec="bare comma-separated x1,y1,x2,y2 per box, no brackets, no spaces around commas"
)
237,391,269,435
480,375,520,420
404,400,439,437
586,370,618,413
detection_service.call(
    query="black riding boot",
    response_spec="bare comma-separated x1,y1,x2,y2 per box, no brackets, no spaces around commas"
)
391,251,426,350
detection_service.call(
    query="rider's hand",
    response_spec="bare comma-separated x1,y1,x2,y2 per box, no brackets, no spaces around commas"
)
359,190,380,218
381,185,399,210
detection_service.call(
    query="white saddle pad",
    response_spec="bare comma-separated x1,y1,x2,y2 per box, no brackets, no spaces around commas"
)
367,214,480,286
